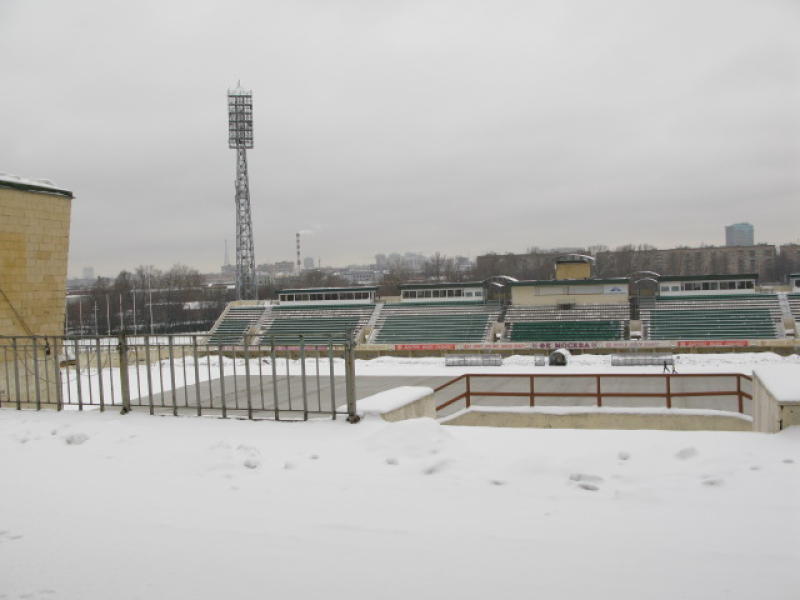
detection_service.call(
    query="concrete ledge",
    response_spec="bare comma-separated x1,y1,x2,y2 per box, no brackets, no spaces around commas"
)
752,366,800,433
440,406,753,431
352,386,436,422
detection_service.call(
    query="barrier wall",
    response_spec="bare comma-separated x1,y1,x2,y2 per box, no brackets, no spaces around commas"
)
355,338,798,357
441,406,752,431
752,366,800,433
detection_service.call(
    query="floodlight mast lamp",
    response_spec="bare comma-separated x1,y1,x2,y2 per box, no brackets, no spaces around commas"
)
227,83,257,300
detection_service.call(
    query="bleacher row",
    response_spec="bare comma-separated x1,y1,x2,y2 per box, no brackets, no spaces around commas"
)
207,294,794,345
640,295,782,340
260,305,374,345
789,294,800,322
505,304,628,342
372,303,500,344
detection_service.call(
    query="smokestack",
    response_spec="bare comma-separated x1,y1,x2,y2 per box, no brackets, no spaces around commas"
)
296,232,301,271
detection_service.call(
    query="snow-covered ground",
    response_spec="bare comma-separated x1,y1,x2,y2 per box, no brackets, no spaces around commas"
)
60,351,800,404
1,410,798,599
355,351,800,376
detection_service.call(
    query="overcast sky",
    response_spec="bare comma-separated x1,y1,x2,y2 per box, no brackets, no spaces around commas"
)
2,0,799,277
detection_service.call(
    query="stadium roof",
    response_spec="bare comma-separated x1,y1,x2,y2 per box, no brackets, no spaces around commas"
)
659,274,758,282
510,278,628,287
278,286,378,294
0,173,73,198
400,281,484,289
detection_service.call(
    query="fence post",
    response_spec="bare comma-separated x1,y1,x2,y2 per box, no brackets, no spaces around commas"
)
118,333,131,414
243,341,253,420
345,338,359,423
168,336,178,417
529,374,535,407
95,337,104,412
595,375,602,407
193,335,202,417
53,337,63,411
665,374,672,409
465,375,471,408
737,375,743,414
32,337,41,410
12,337,21,410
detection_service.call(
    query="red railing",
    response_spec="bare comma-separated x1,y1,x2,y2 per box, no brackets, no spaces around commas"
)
433,373,753,414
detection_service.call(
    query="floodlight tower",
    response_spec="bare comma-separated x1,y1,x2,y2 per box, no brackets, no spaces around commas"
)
227,82,257,300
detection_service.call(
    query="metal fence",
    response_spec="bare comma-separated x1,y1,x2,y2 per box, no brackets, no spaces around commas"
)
433,372,753,416
0,334,359,422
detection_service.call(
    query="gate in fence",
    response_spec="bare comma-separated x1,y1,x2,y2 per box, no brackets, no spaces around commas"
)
0,334,359,422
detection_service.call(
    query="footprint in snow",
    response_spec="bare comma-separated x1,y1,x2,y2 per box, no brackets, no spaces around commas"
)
782,458,794,464
283,461,296,470
701,477,724,487
578,483,600,492
64,433,89,446
569,473,604,484
749,465,761,471
385,457,399,466
617,451,631,461
489,479,506,486
243,458,261,470
309,454,319,460
422,460,449,475
675,447,698,460
0,530,23,543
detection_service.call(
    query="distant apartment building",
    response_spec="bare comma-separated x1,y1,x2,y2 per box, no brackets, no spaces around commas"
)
778,244,800,280
477,243,783,282
725,222,754,246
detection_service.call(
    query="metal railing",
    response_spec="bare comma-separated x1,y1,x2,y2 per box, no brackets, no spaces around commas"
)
433,372,753,414
0,334,360,422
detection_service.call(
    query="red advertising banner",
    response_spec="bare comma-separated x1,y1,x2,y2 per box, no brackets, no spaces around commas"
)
395,344,456,351
675,340,749,348
459,343,532,350
531,342,600,350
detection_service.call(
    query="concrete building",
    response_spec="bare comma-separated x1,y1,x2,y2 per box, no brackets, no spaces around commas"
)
509,278,629,306
1,173,73,407
725,222,754,246
0,174,73,336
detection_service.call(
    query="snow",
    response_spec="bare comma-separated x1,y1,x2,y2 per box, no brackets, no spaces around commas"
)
1,410,798,599
0,172,66,191
753,365,800,404
354,386,433,416
354,351,800,377
57,351,800,408
443,405,754,421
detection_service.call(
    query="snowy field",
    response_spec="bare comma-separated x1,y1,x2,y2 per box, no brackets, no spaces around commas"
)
58,351,800,404
1,410,798,599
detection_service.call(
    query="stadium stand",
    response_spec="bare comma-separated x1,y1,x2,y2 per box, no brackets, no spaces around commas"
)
641,294,782,340
787,294,800,323
259,304,375,344
371,303,500,344
207,304,268,345
504,304,629,341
